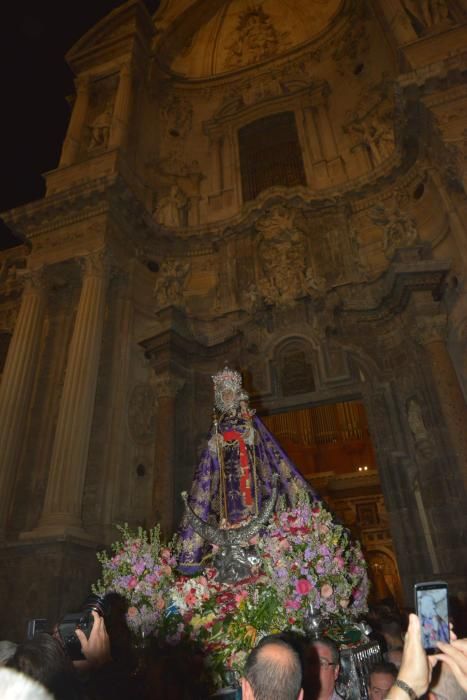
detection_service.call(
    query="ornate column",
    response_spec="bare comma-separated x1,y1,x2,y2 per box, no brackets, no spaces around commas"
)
109,63,133,150
60,76,90,167
30,252,110,538
314,101,338,161
152,372,185,536
0,269,46,538
303,107,323,163
415,314,467,489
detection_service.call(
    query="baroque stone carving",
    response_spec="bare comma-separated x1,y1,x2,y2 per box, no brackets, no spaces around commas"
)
224,5,290,69
160,94,193,139
343,80,396,168
252,207,325,308
401,0,451,35
153,259,190,309
128,384,156,445
370,205,418,259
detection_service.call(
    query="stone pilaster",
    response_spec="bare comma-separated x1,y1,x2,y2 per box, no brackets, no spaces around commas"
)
109,64,133,150
60,76,90,167
415,314,467,490
28,252,110,539
0,269,46,538
152,372,185,536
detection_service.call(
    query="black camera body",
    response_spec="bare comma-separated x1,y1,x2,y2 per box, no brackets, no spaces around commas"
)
58,594,107,661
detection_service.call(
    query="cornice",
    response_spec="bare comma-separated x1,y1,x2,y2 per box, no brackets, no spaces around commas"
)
337,252,450,323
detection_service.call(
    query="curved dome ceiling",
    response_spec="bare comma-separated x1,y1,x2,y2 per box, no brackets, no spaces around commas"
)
160,0,343,79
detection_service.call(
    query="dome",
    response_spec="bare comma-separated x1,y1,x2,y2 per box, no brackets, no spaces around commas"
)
156,0,343,79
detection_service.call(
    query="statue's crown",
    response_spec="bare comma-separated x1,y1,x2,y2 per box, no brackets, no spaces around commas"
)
212,366,242,394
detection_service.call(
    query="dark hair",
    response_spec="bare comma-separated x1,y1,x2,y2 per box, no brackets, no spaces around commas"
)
244,638,302,700
369,661,398,679
7,634,82,700
308,637,340,666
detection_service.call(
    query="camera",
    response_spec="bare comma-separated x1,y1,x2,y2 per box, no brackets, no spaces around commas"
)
26,618,48,640
58,593,108,661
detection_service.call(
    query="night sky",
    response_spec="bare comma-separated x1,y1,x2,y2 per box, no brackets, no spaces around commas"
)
0,0,158,249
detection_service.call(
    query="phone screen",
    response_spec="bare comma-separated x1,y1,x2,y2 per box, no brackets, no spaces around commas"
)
415,581,449,652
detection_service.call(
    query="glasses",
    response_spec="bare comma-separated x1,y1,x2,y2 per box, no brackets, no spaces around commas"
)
318,658,337,669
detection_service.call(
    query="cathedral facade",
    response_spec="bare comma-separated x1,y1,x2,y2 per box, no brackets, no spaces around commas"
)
1,0,467,638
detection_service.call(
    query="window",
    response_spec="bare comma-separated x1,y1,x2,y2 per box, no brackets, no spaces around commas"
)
239,111,307,202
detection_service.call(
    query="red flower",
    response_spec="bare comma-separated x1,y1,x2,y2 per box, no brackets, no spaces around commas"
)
295,578,312,595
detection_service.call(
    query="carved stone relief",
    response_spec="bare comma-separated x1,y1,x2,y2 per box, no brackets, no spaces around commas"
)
343,79,396,168
251,206,325,308
160,94,193,140
224,5,290,69
370,204,418,259
153,184,189,227
153,259,190,309
128,384,157,446
332,19,370,75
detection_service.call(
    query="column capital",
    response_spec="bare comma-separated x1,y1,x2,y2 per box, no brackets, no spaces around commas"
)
22,267,46,295
414,314,448,345
79,250,112,280
153,372,185,400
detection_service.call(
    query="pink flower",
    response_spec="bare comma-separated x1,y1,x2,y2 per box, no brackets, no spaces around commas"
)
249,535,259,545
279,539,290,551
295,578,312,595
128,576,138,590
285,598,301,610
339,599,349,609
235,590,248,604
321,583,333,599
127,606,138,618
319,524,329,535
156,596,165,610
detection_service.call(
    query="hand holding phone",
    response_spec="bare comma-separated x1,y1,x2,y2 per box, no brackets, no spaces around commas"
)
414,581,450,654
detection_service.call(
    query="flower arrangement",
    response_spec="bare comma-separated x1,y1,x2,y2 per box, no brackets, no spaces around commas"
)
93,497,368,689
92,524,177,638
257,495,369,627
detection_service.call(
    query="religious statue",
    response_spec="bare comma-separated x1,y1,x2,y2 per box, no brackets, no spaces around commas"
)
87,102,113,150
177,367,317,572
154,185,188,227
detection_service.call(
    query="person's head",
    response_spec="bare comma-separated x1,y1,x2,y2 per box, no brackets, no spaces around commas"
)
379,617,403,650
0,667,54,700
242,637,303,700
0,641,17,666
368,662,397,700
7,634,80,700
303,637,339,700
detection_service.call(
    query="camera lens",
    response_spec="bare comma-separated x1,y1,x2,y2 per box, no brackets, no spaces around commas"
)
83,593,107,617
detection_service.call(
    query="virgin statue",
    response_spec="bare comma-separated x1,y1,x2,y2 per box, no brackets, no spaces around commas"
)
177,367,318,572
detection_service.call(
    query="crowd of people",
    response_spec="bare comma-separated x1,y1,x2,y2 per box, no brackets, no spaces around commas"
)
1,600,467,700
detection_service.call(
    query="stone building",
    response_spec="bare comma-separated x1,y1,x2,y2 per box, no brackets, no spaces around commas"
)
1,0,467,638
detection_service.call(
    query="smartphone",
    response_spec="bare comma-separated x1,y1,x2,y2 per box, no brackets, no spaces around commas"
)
414,580,449,653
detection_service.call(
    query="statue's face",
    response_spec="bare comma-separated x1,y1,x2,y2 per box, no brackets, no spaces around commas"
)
219,388,237,411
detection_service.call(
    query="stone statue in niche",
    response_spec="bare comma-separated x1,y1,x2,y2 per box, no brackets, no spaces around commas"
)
254,206,325,307
406,397,435,460
153,184,189,227
87,101,113,150
370,204,418,259
128,384,156,445
146,154,204,227
401,0,451,34
224,5,290,69
160,94,193,139
153,259,190,308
